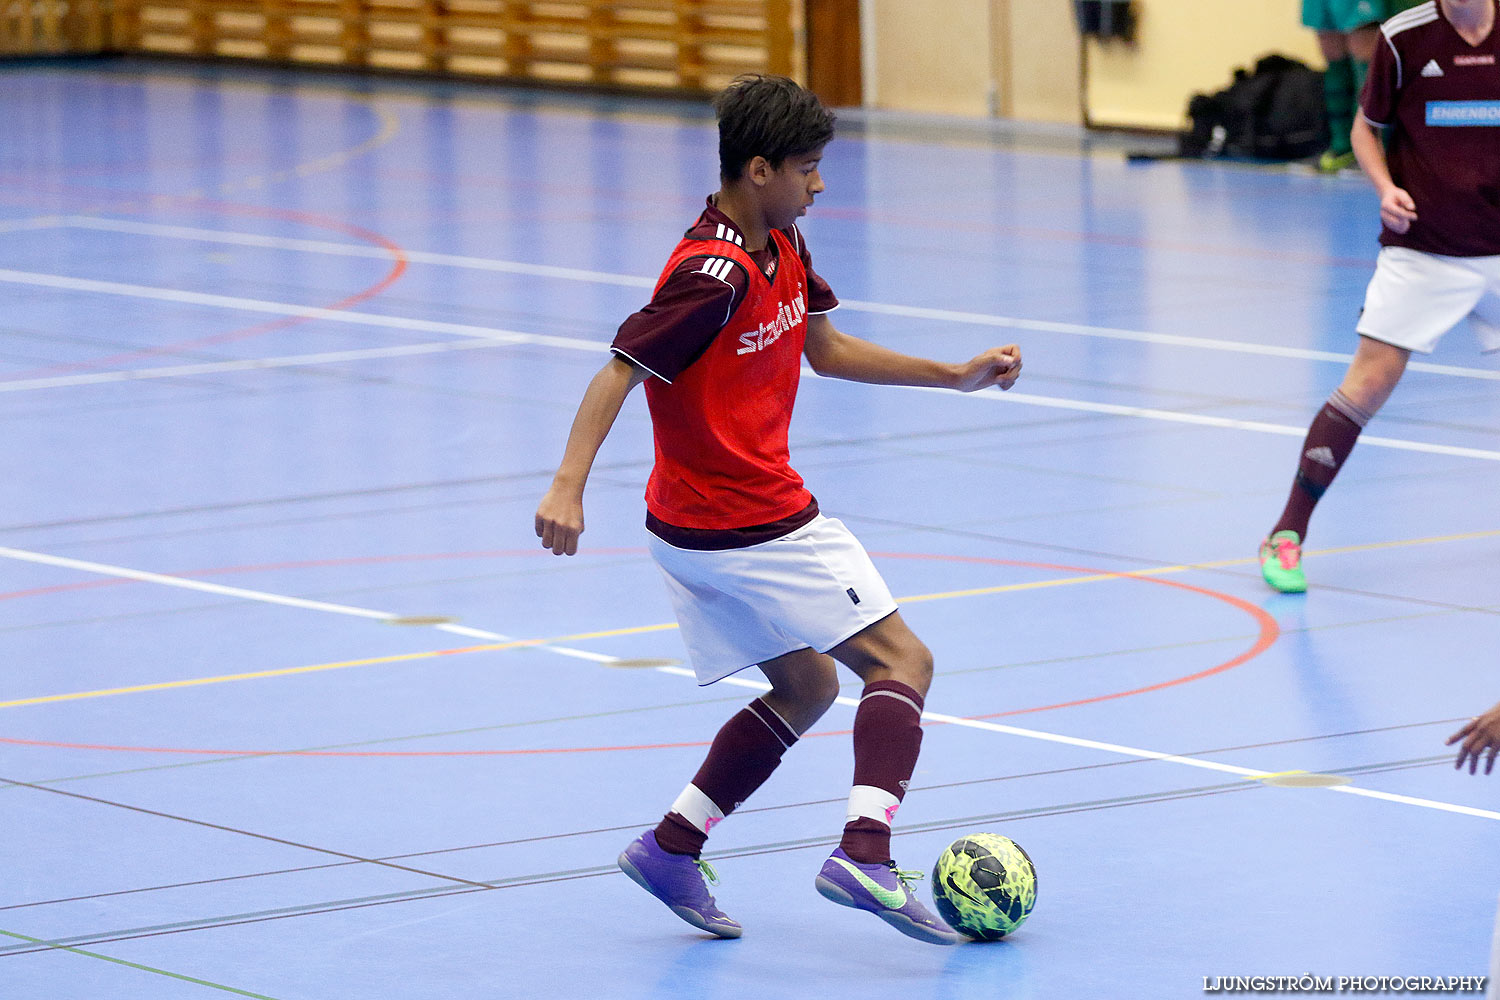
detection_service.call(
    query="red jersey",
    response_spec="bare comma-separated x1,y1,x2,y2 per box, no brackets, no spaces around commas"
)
1362,1,1500,256
610,200,839,540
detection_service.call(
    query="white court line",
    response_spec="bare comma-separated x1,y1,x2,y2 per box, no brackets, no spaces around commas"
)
655,667,1500,822
0,216,64,235
0,340,506,392
58,216,654,289
0,546,611,664
2,265,1498,462
895,383,1500,463
4,545,1492,821
0,267,594,349
50,214,1500,383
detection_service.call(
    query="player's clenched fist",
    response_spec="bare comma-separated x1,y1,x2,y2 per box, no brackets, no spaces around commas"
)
535,486,585,556
953,345,1022,393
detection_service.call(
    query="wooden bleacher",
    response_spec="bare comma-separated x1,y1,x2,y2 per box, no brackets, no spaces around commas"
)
2,0,801,94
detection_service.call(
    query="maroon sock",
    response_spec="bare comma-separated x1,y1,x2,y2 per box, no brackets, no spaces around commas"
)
1271,390,1369,542
652,697,798,857
840,680,924,864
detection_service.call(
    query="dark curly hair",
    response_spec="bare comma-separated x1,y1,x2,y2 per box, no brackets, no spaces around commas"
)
713,75,836,181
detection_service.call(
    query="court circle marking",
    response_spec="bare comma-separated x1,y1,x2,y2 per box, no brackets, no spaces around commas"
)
0,549,1279,757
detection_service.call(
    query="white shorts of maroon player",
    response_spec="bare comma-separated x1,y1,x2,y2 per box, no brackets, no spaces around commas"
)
647,514,899,685
1358,246,1500,354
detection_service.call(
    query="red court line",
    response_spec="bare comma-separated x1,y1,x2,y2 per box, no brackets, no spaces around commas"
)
0,552,1279,758
5,197,409,378
868,552,1281,721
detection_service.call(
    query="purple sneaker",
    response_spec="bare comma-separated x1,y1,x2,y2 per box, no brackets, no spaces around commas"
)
617,831,742,939
815,848,963,946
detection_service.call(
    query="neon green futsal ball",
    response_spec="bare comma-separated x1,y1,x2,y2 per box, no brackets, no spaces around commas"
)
931,833,1037,940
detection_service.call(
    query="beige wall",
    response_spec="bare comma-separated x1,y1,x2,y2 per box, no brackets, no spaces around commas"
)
865,0,1323,129
862,0,1082,122
865,0,996,117
1001,0,1084,123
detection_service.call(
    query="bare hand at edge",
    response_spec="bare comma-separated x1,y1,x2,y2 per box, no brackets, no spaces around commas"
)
1447,700,1500,775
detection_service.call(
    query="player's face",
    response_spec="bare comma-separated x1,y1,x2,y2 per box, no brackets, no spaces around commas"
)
767,150,826,228
1441,0,1490,16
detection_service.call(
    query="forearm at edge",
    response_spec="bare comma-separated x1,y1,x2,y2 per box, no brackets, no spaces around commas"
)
804,325,957,388
551,357,648,488
1352,117,1394,193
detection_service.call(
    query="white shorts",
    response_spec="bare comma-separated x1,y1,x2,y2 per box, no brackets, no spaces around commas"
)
647,514,899,685
1357,246,1500,355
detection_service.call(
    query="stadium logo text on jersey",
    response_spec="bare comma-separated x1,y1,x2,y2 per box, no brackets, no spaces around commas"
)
1421,59,1445,78
1426,101,1500,126
1454,54,1496,67
737,292,807,355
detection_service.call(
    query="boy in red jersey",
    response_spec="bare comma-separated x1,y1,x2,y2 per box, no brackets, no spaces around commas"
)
1259,0,1500,592
535,75,1021,945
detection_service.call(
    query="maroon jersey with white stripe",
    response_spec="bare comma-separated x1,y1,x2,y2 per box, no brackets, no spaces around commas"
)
1362,1,1500,256
610,201,836,532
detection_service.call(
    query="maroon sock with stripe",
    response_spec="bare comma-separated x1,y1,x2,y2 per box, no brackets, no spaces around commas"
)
840,680,924,864
652,697,799,857
1271,389,1371,541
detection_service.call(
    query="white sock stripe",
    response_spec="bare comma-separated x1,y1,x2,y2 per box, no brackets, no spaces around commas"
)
669,784,725,834
749,698,798,746
1328,389,1373,428
845,784,901,827
860,688,922,716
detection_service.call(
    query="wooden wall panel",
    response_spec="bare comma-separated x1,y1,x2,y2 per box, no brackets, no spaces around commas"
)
1,0,116,55
66,0,803,95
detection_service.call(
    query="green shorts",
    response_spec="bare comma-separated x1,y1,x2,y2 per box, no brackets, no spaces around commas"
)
1301,0,1407,32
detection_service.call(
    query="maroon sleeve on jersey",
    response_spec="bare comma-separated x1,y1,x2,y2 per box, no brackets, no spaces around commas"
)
788,225,839,314
610,258,749,383
1361,31,1401,126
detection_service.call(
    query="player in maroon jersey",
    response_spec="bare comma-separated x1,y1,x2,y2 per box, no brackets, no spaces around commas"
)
535,75,1021,945
1258,0,1500,593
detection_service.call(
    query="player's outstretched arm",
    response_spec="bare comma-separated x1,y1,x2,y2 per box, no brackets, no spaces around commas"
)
535,356,650,556
802,313,1021,392
1447,700,1500,775
1352,116,1417,234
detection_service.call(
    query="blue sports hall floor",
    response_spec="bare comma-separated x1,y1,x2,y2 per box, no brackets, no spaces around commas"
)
1,57,1496,1000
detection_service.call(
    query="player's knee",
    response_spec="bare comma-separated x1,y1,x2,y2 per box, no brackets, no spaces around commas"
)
871,635,933,696
769,661,839,715
903,640,935,696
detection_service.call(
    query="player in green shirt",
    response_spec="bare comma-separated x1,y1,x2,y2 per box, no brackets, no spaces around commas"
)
1302,0,1424,170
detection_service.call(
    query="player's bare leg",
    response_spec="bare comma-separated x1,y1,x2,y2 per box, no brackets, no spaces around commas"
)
1337,334,1409,416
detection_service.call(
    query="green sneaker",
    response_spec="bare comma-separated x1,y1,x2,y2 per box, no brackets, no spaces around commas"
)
1259,530,1307,593
1317,150,1356,173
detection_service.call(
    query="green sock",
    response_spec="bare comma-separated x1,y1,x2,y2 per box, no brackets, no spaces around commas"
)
1323,57,1354,156
1352,57,1370,112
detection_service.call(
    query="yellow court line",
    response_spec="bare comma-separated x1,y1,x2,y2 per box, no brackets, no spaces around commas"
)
0,623,681,710
4,528,1497,711
902,527,1500,605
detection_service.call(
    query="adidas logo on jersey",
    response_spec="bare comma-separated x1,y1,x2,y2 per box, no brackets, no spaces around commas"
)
1421,59,1444,78
1304,445,1338,469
